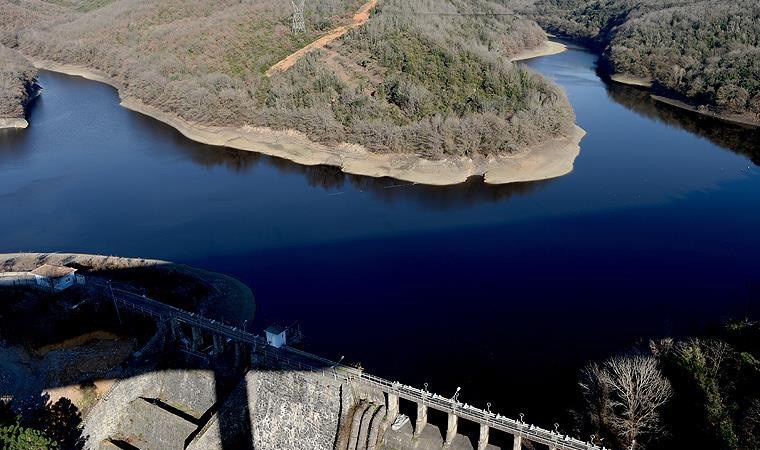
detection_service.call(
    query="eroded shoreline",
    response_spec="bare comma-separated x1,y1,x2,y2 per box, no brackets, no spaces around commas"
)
0,117,29,130
510,39,567,62
26,50,585,186
610,71,759,127
610,73,653,88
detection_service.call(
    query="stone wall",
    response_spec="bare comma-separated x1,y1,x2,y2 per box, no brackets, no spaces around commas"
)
188,370,346,450
82,368,380,450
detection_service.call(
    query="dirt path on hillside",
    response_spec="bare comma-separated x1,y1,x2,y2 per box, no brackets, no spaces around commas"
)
265,0,378,77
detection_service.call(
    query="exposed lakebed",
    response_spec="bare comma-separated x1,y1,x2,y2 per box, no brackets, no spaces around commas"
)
1,42,759,428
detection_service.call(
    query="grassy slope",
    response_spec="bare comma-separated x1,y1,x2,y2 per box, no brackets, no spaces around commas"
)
2,0,576,158
525,0,760,122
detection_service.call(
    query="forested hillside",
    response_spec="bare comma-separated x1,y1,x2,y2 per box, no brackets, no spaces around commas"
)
525,0,760,124
0,0,575,159
0,46,38,122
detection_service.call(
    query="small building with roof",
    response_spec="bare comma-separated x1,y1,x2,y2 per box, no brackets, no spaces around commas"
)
265,323,288,348
31,264,84,292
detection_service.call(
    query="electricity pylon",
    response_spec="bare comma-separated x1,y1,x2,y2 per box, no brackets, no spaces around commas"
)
292,0,306,33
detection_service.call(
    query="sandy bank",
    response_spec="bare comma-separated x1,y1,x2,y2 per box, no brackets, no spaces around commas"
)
610,73,653,88
0,117,28,129
510,39,567,62
29,58,586,186
651,95,760,127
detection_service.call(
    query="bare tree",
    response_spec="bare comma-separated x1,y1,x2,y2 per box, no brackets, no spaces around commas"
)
580,355,673,449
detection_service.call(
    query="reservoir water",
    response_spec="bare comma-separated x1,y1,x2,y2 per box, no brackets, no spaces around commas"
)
1,43,759,428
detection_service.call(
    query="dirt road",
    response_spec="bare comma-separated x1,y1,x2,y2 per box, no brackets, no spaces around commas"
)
265,0,378,77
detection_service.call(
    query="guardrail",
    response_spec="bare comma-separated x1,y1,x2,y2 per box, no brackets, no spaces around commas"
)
101,284,606,450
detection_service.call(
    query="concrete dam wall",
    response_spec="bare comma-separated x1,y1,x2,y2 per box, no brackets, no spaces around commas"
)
82,366,483,450
82,368,391,450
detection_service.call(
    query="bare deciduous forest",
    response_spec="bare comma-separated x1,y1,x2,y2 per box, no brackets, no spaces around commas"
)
525,0,760,123
0,46,37,119
0,0,576,158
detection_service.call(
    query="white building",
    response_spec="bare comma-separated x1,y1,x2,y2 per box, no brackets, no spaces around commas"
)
265,324,288,348
31,264,84,292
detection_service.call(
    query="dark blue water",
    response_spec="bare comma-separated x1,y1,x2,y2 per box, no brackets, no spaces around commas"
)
2,44,759,426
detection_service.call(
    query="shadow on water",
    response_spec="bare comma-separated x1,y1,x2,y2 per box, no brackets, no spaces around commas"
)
604,82,760,166
123,104,556,209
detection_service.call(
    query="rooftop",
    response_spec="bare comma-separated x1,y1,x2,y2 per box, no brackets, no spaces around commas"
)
31,264,77,278
265,323,287,335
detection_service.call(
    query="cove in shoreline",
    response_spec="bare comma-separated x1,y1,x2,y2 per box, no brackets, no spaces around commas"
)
25,52,585,186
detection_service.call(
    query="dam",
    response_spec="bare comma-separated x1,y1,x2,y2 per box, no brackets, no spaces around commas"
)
85,283,608,450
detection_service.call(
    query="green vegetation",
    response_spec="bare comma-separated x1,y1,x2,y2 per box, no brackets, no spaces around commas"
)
0,0,575,158
524,0,760,123
0,397,85,450
0,424,58,450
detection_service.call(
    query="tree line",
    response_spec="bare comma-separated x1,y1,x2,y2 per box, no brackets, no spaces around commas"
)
0,0,575,157
0,46,38,120
0,396,86,450
523,0,760,122
575,320,760,450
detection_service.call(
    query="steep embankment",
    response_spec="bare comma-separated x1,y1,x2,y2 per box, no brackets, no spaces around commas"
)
0,46,39,129
526,0,760,126
4,0,585,184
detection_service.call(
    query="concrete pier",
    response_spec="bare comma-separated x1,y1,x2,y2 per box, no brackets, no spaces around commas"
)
212,334,223,354
191,326,202,350
478,424,490,450
414,403,428,438
445,412,458,446
513,434,522,450
386,393,399,423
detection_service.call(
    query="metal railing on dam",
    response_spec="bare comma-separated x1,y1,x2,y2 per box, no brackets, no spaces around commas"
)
103,284,608,450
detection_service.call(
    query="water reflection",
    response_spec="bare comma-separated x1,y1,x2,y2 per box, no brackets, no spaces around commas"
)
187,148,551,209
127,107,554,209
0,128,30,165
605,83,760,166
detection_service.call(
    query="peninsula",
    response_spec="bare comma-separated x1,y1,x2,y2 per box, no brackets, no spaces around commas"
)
0,46,39,129
0,0,584,185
